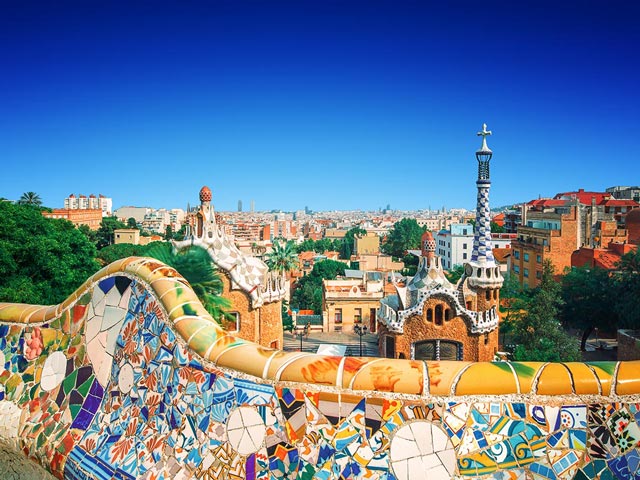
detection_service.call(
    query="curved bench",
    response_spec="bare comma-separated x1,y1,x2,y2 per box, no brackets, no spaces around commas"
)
0,257,638,479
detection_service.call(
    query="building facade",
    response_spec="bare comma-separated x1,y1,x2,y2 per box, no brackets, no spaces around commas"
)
42,208,103,230
377,124,503,362
64,194,112,217
436,224,515,271
175,186,287,349
323,271,384,333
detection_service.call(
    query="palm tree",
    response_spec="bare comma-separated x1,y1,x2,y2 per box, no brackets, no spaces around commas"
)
265,239,299,274
145,243,233,324
17,191,42,206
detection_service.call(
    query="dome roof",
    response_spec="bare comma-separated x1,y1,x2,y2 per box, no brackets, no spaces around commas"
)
199,186,212,203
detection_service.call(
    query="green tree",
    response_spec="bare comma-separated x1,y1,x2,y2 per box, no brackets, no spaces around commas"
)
296,239,316,253
511,261,580,362
0,202,100,304
96,217,127,249
17,191,42,206
145,243,233,324
127,217,138,228
281,300,294,332
164,225,173,240
173,224,187,241
561,265,617,350
313,238,333,253
97,243,148,265
381,219,425,259
291,259,346,313
490,222,505,233
265,239,299,274
445,264,465,285
77,224,98,245
499,274,529,348
612,248,640,329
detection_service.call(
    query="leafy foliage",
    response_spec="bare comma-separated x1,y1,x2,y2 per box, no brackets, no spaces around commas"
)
381,218,425,259
510,261,580,362
96,216,127,249
0,202,100,304
145,243,233,324
290,259,346,314
445,264,465,285
266,239,299,273
612,248,640,329
17,191,42,206
561,265,617,350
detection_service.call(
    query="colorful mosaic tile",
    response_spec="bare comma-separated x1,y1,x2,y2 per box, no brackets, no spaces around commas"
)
0,258,640,479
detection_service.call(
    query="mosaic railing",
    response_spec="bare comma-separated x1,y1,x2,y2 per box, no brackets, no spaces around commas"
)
0,257,639,480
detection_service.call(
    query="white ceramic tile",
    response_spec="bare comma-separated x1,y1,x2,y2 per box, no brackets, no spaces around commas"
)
432,423,451,452
411,421,433,455
101,306,127,331
85,315,101,343
40,351,67,391
437,448,457,475
118,288,132,309
105,286,122,307
390,432,421,461
118,362,134,394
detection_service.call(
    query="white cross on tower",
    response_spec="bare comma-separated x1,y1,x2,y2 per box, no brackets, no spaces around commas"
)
477,123,492,152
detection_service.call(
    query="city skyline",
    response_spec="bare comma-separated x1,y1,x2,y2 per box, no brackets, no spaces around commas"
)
2,1,639,211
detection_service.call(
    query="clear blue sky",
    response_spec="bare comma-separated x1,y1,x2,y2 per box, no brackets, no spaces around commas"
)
1,1,638,212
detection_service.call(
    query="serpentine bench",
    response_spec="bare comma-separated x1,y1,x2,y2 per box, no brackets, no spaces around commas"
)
0,257,638,479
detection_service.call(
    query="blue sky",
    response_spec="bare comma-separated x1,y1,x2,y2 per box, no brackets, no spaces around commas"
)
1,1,638,212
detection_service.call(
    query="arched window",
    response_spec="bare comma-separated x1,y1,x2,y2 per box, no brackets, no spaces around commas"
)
435,305,443,325
444,308,451,321
427,308,433,322
385,336,396,359
485,290,491,301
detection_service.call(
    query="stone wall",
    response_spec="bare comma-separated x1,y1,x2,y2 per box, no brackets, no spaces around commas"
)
618,329,640,361
0,257,639,480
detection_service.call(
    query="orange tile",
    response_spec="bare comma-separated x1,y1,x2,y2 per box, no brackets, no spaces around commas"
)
585,362,616,396
455,363,518,395
427,361,472,395
279,355,342,385
215,343,274,378
535,363,573,395
350,359,423,394
615,361,640,395
563,362,600,395
509,362,546,394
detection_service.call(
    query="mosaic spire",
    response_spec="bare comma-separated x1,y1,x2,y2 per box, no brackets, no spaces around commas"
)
466,124,503,289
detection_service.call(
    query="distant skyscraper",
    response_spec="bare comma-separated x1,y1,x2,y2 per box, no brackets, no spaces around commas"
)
250,200,255,212
238,200,243,212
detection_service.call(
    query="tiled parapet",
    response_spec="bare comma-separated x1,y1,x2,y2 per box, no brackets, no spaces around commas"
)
0,257,639,479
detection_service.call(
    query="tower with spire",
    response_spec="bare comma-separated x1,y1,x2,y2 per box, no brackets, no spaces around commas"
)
376,124,502,362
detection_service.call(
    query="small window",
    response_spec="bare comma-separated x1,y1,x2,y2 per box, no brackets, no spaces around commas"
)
435,305,443,325
514,251,520,259
524,268,529,278
486,290,491,300
536,271,542,279
427,309,433,322
444,308,451,321
463,243,467,249
514,265,520,274
335,309,342,324
463,253,467,260
524,253,530,262
354,308,362,324
537,255,542,263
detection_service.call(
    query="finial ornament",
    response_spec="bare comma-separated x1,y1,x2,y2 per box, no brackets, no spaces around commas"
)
477,123,492,153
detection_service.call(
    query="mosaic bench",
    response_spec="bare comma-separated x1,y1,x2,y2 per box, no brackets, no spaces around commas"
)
0,257,639,480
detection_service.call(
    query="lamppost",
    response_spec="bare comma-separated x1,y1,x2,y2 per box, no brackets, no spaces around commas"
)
295,322,310,352
354,324,368,357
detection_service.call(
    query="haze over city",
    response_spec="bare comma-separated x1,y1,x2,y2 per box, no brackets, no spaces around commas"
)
2,1,639,211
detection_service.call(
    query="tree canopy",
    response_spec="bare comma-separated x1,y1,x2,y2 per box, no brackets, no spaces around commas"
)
0,202,100,305
17,191,42,206
96,216,127,249
265,239,299,273
290,259,346,314
381,218,425,259
510,261,580,362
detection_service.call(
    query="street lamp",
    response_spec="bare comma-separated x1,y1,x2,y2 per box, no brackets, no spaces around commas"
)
295,322,310,352
354,324,368,357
